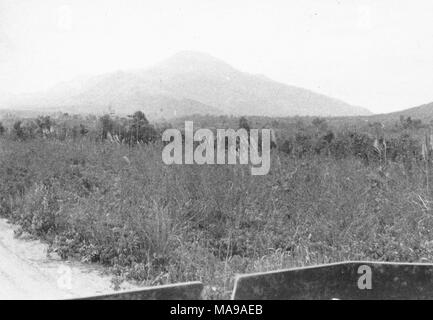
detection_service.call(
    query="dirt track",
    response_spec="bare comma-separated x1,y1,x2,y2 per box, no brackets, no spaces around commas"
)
0,218,133,300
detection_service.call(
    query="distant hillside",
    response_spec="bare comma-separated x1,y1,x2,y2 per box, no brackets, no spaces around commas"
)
144,51,371,117
3,51,372,119
369,101,433,122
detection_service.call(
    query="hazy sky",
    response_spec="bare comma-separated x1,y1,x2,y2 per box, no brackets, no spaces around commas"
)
1,0,433,114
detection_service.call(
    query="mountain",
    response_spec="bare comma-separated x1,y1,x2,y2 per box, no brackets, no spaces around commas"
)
3,51,372,118
369,101,433,122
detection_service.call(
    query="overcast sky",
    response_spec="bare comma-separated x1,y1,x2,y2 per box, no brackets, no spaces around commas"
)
1,0,433,114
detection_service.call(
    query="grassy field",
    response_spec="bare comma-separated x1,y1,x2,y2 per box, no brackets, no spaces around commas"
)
1,114,433,298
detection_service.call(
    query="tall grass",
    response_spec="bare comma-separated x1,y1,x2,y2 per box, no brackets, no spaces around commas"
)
1,136,433,298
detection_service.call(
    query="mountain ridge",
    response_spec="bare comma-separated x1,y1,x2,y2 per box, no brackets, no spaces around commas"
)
1,51,372,119
371,101,433,121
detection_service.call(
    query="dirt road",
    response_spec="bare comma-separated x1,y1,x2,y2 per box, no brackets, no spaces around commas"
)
0,218,133,300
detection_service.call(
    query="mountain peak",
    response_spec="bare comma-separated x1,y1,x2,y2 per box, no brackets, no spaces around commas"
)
154,51,236,75
5,51,372,118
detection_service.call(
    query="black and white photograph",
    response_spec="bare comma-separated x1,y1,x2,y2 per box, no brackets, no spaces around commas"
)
1,0,433,306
